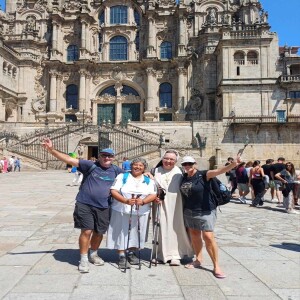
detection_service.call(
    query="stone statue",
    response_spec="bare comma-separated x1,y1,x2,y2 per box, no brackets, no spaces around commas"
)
26,16,36,31
208,8,217,24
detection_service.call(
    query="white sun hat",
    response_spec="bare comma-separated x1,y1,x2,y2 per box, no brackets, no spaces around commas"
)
181,156,196,165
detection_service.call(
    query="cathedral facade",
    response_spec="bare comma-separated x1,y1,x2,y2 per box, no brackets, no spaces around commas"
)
0,0,299,163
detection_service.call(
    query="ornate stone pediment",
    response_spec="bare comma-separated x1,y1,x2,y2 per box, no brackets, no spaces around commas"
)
63,0,82,13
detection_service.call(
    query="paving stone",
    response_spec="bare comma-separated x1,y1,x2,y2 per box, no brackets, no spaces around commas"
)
11,274,80,293
272,289,300,300
70,285,129,300
0,266,30,299
3,293,70,300
181,285,227,300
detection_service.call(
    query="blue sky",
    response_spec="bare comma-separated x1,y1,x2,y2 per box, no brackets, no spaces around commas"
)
0,0,299,46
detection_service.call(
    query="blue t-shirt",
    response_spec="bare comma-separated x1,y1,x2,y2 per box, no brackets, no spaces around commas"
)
76,160,123,208
122,160,131,171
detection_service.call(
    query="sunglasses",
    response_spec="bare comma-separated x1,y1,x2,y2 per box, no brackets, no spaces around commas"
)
100,154,114,158
182,162,194,166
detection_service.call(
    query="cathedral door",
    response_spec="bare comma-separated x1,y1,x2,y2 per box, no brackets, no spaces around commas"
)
159,113,172,121
122,103,140,123
97,104,115,124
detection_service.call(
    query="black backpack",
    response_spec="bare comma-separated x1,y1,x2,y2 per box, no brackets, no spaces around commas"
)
209,177,231,207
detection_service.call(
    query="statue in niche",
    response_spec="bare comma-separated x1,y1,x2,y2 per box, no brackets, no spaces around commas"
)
26,16,36,32
185,88,204,120
207,8,217,24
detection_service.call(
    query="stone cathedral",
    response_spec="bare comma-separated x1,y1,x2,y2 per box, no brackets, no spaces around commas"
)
0,0,299,165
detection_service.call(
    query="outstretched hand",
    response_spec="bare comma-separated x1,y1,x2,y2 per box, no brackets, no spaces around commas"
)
41,137,53,151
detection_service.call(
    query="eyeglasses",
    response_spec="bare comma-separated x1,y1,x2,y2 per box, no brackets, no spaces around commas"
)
100,154,114,158
182,162,194,166
286,165,292,167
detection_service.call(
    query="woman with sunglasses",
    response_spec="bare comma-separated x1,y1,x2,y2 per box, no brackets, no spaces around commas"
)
275,162,300,214
151,149,194,266
180,154,241,278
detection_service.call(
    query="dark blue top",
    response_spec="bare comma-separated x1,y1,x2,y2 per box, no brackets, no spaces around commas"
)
76,160,123,209
122,160,131,171
180,170,216,212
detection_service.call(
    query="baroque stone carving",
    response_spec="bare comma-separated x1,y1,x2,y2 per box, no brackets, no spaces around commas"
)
111,67,123,81
34,67,46,100
185,88,204,119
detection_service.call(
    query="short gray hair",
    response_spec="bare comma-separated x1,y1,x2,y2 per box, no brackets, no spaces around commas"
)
130,157,148,170
162,149,180,161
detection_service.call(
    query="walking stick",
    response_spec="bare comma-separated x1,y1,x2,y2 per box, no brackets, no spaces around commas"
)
124,199,134,272
135,194,142,270
149,202,161,268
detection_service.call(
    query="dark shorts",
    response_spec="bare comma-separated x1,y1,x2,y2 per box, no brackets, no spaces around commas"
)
183,209,217,232
73,202,110,234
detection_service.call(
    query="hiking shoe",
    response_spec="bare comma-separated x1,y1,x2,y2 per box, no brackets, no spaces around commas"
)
259,200,264,206
89,254,104,266
78,260,89,273
287,209,300,214
119,256,130,269
128,252,139,265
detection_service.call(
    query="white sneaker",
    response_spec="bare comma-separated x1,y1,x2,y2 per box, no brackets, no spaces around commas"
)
271,198,278,203
169,259,181,266
241,196,247,204
78,260,89,273
287,209,300,214
89,254,104,266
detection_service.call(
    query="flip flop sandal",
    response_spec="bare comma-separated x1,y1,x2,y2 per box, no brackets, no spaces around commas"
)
213,272,226,279
184,261,202,269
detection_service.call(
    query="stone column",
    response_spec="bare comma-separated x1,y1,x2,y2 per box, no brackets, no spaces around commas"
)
0,97,5,121
144,68,157,121
52,22,58,50
147,17,155,57
79,70,86,111
81,21,86,49
178,16,186,56
175,67,187,120
49,71,57,112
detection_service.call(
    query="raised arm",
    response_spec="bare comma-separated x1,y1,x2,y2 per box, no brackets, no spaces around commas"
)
41,137,79,167
206,154,241,180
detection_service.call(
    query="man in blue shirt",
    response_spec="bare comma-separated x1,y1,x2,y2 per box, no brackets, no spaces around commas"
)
122,156,131,172
42,138,123,273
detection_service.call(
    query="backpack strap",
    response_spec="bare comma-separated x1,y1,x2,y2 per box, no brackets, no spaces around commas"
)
122,172,150,186
79,164,97,190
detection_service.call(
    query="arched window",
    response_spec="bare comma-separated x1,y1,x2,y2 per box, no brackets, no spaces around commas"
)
247,51,258,64
161,41,172,59
134,10,140,26
110,5,128,24
99,11,105,25
135,32,140,51
66,85,78,109
100,85,139,96
159,83,172,108
99,33,103,52
234,51,245,65
109,36,128,61
67,45,79,62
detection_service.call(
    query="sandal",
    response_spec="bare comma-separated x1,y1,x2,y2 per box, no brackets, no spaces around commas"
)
151,258,164,264
213,271,226,279
184,261,202,269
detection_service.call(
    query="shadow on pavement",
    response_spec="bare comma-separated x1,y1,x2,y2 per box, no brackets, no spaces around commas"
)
270,243,300,252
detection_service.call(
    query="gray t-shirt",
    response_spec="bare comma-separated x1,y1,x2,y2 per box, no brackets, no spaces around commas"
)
76,160,123,208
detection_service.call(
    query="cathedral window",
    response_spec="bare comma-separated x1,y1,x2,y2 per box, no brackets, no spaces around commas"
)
110,6,128,24
67,45,79,62
66,85,78,109
134,10,140,26
99,33,103,52
100,85,138,96
135,32,140,52
247,51,258,64
109,36,128,61
99,11,105,25
161,41,172,60
289,91,300,99
234,51,245,65
159,83,172,108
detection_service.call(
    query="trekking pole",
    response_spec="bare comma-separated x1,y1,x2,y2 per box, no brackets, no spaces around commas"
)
149,202,160,268
135,194,142,270
124,197,134,272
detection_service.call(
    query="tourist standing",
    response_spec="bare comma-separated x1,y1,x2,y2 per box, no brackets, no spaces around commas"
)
42,138,123,273
151,149,194,266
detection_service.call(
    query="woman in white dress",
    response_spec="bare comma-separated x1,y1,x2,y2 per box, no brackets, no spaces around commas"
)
107,158,157,269
152,150,193,266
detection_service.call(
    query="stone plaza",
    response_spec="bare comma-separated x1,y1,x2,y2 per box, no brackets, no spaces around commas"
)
0,170,299,300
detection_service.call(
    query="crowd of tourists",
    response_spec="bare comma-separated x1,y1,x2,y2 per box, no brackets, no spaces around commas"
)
227,157,300,214
41,138,299,279
0,156,21,173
